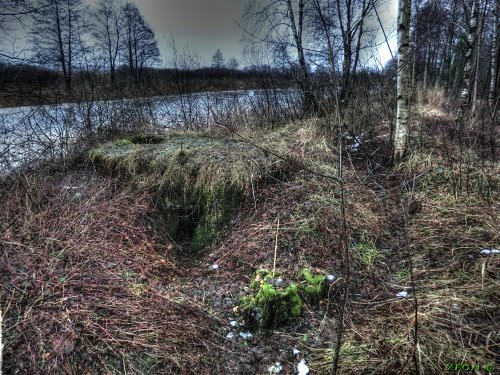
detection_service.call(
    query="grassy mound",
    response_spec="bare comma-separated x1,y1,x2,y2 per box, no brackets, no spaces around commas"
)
89,131,290,251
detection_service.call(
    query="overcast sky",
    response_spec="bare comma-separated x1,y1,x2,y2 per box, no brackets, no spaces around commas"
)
2,0,398,68
132,0,244,66
130,0,398,67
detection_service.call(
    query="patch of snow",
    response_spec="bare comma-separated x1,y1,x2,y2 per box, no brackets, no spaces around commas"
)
211,264,219,270
276,277,284,285
230,320,238,327
293,348,301,356
396,291,408,298
297,359,309,375
326,274,335,282
480,249,500,255
225,332,234,339
268,362,283,374
347,138,361,152
239,331,253,339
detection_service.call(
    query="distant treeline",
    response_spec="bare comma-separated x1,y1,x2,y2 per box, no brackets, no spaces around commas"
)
0,63,297,107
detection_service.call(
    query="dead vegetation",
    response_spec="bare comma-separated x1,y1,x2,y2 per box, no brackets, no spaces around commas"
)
1,105,499,374
0,172,226,374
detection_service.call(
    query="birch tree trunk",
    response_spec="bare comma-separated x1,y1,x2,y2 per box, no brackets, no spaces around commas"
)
287,0,317,114
410,0,418,97
472,8,484,113
394,0,412,159
489,0,499,106
461,0,479,108
423,47,430,91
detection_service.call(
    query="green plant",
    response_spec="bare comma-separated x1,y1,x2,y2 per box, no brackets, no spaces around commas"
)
115,138,133,147
298,268,326,304
353,237,382,270
395,268,410,283
240,269,303,329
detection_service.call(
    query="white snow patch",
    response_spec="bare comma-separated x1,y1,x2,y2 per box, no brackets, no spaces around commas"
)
297,359,309,374
293,348,301,356
396,291,408,298
480,249,500,255
230,320,238,327
225,332,234,339
239,331,253,339
348,138,361,151
211,264,219,270
268,362,283,374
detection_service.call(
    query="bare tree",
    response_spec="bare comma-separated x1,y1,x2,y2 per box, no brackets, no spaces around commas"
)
472,1,487,113
29,0,87,91
333,0,374,102
394,0,412,159
228,57,239,70
92,0,122,84
121,2,160,81
242,0,318,114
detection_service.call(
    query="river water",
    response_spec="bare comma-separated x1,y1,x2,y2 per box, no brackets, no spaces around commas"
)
0,89,300,175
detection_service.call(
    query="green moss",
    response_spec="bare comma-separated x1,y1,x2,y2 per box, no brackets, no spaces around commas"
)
248,269,283,289
114,138,133,147
190,189,240,252
298,268,326,304
240,269,302,329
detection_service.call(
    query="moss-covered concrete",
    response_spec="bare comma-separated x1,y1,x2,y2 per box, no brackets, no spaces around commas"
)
241,269,303,329
89,132,290,252
240,268,328,329
297,268,326,304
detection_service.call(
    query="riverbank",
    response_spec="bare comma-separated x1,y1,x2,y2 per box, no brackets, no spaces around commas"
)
1,111,499,374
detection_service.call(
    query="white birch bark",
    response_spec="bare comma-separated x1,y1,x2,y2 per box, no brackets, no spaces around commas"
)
472,10,483,113
394,0,412,159
489,0,499,106
461,0,479,108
